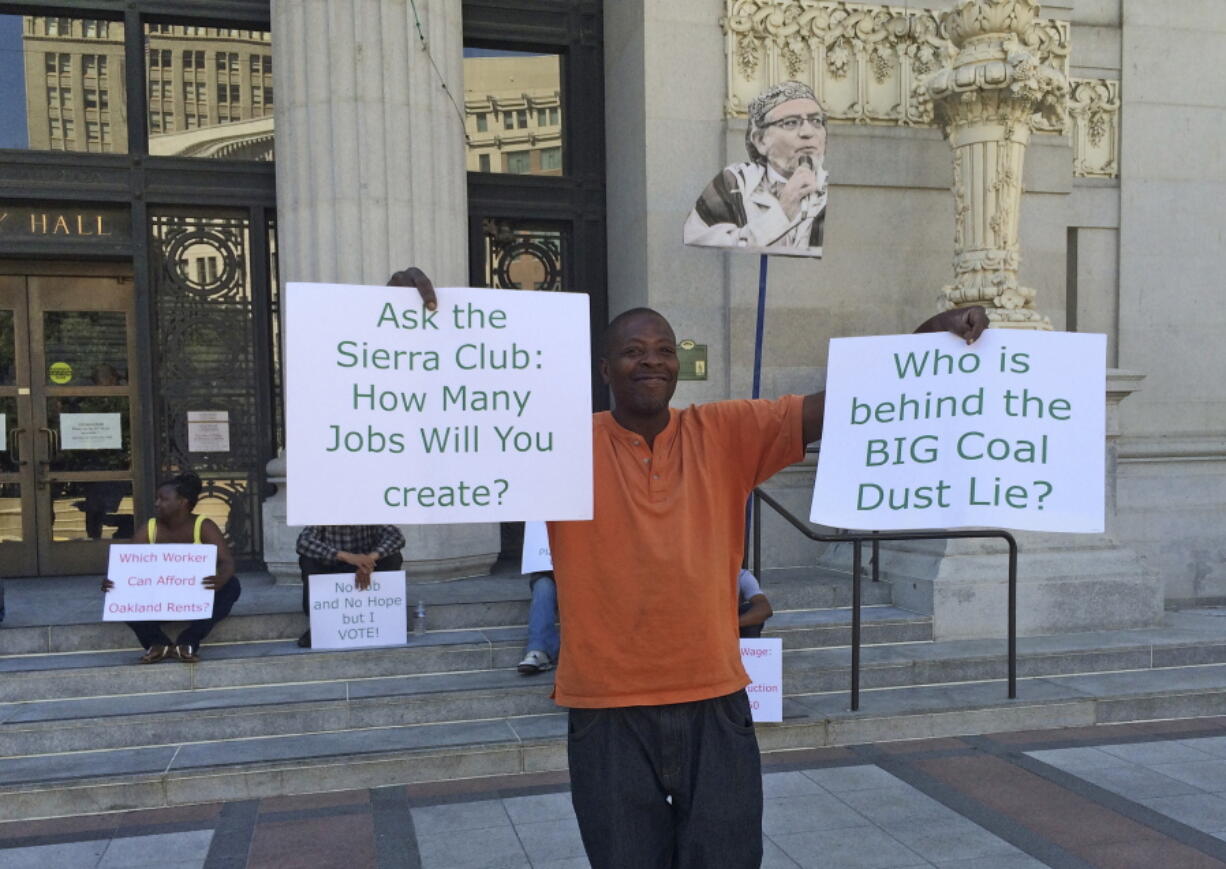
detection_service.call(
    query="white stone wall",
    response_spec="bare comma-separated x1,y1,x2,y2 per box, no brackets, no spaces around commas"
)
1115,1,1226,601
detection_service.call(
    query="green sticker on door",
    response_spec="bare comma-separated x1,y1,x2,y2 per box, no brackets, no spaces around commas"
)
48,362,73,384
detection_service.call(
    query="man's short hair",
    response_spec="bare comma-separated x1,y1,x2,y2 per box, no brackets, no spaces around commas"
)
602,307,673,357
745,81,824,163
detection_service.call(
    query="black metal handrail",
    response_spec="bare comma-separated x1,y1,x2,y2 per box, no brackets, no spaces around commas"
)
750,487,1018,711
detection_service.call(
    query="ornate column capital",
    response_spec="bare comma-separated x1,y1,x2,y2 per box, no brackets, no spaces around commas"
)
922,0,1067,329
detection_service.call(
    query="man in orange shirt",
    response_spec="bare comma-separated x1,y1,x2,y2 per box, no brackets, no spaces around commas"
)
389,268,986,869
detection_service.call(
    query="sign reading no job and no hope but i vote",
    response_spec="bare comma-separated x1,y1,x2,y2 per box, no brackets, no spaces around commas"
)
285,283,593,525
811,329,1106,534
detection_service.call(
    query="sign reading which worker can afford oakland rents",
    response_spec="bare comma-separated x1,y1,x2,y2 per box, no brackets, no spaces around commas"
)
286,283,593,524
103,544,217,621
811,330,1106,533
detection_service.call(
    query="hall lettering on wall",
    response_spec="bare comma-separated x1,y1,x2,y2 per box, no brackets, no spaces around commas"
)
0,207,129,242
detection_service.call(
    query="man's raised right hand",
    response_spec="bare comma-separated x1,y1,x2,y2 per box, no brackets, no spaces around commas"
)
387,267,437,311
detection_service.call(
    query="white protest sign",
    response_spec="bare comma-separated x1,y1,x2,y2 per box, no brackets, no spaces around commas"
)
812,330,1106,533
61,412,122,450
309,570,408,649
520,521,553,574
103,544,216,621
285,283,593,525
741,638,783,722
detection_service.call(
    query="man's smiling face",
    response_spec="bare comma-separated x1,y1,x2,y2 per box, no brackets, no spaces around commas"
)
601,311,679,419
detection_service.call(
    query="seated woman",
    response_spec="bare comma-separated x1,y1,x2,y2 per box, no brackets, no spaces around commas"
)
101,472,240,663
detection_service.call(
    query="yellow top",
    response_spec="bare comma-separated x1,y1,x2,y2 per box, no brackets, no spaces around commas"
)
147,514,205,544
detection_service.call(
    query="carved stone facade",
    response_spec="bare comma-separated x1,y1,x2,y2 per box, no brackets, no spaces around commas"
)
1069,77,1120,179
924,0,1066,328
721,1,1116,178
722,0,1067,128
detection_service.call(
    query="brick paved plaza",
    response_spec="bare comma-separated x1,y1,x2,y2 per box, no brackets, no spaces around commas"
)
5,717,1226,868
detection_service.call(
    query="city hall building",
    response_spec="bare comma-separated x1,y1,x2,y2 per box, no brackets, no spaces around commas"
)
0,0,1222,640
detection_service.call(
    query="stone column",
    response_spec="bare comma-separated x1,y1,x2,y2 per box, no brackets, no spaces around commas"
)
924,0,1067,329
816,5,1161,638
264,0,501,581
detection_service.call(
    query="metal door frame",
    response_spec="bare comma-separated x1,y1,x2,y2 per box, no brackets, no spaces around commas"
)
0,261,138,575
0,277,36,575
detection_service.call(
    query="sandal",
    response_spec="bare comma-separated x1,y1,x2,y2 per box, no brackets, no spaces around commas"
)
173,644,201,663
138,644,169,665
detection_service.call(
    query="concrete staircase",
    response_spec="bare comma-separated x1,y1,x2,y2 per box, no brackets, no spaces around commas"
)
2,571,1226,822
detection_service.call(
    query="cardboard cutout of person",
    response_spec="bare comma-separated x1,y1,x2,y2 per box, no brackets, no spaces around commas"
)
684,81,828,257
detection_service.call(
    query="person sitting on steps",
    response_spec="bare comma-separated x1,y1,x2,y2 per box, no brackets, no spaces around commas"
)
737,568,774,639
518,570,560,675
101,472,240,664
295,525,405,648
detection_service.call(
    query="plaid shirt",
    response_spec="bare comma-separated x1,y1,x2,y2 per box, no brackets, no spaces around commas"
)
295,525,405,563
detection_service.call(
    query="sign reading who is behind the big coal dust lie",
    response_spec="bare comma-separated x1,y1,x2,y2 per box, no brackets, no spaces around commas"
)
285,283,593,525
811,329,1106,534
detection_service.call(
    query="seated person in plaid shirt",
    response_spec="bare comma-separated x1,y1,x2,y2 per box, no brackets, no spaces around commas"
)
295,525,405,648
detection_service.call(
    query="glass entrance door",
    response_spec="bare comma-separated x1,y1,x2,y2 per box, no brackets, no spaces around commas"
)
0,270,139,577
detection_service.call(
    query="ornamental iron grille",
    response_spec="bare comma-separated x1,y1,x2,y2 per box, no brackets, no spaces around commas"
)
149,210,264,561
482,219,567,291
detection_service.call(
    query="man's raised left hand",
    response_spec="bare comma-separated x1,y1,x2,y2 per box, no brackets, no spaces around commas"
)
915,305,989,344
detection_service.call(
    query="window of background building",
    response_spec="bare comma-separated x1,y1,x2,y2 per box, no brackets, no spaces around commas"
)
464,49,564,176
539,146,561,173
0,14,127,154
144,23,274,161
505,151,531,174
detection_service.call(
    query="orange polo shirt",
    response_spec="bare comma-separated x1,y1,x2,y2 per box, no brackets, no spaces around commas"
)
548,395,805,708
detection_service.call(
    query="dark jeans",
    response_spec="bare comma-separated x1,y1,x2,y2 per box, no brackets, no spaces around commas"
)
127,576,242,650
298,553,404,615
567,690,763,869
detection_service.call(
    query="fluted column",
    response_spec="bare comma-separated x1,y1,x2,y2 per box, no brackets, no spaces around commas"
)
924,0,1067,329
265,0,500,581
274,0,467,284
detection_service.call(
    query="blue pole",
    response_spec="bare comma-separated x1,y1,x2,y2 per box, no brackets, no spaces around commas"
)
745,255,769,564
752,255,768,399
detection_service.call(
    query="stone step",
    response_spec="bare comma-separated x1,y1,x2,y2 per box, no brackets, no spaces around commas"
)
0,607,929,755
0,567,892,654
3,612,1218,758
780,618,1226,693
766,605,931,648
4,613,1219,706
0,633,510,702
4,661,1226,822
0,667,560,756
0,606,929,703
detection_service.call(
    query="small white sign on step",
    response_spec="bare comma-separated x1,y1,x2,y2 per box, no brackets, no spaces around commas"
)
741,638,783,722
309,570,408,649
520,521,553,574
